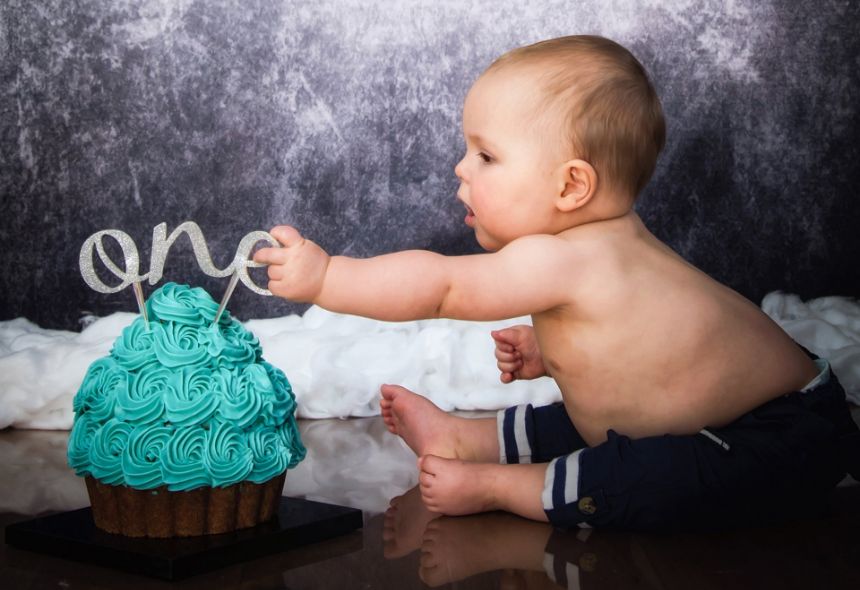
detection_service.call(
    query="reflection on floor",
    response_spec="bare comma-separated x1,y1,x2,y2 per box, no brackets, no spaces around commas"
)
2,415,859,589
384,484,860,589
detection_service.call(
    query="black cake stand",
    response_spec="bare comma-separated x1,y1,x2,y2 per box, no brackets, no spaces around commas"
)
4,496,363,580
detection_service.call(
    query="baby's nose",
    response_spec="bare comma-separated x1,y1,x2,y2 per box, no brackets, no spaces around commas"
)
454,157,467,181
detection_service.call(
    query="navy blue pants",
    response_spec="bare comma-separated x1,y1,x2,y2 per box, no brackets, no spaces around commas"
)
497,360,860,532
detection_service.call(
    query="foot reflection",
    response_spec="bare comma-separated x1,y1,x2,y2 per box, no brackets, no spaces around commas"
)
383,484,440,558
419,513,555,587
383,484,860,589
383,486,653,589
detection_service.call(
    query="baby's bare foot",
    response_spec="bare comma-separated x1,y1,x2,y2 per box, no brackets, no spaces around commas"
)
383,485,439,559
419,455,549,522
418,455,497,515
380,384,464,459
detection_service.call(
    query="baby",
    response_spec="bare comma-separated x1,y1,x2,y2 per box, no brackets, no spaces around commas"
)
255,35,859,531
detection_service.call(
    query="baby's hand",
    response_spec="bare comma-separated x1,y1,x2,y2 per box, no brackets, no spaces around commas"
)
252,226,330,302
491,325,547,383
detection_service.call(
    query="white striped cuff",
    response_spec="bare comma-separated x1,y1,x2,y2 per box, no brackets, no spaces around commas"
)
497,405,533,464
541,449,583,511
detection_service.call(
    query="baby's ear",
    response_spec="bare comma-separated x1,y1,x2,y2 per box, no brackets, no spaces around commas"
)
556,159,598,212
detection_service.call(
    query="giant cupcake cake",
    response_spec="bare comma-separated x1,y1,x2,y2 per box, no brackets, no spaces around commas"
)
67,282,306,537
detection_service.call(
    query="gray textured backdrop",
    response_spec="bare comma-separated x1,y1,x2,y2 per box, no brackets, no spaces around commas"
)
2,0,858,329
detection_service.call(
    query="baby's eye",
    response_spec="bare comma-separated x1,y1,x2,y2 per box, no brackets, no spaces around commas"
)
477,152,493,164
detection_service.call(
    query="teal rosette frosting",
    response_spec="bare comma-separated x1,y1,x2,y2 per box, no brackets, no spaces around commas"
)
146,282,222,326
221,320,261,366
153,322,209,368
162,426,210,490
122,425,173,489
115,365,168,424
262,361,296,425
67,282,305,491
68,413,100,473
73,357,122,422
87,418,134,485
204,422,254,486
278,420,306,468
164,367,219,427
246,427,289,484
112,317,157,370
217,364,268,428
197,323,260,367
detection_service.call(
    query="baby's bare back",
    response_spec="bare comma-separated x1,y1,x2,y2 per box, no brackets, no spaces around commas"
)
534,213,818,447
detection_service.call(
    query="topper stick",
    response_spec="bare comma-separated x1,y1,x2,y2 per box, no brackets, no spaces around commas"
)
212,270,240,327
132,281,150,330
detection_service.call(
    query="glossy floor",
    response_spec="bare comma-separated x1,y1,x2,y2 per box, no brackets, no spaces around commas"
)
2,415,859,589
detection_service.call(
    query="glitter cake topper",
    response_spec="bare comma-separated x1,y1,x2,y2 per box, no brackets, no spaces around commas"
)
79,221,279,325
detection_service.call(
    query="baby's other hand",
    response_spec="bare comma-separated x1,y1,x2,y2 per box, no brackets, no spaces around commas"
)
491,325,546,383
253,225,330,303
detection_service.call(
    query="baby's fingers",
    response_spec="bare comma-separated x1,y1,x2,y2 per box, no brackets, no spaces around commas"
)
253,246,286,265
495,347,518,363
491,329,520,347
270,225,304,247
267,263,284,281
497,358,522,374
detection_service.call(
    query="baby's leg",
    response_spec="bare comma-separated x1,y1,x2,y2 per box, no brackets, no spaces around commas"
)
497,402,588,464
419,455,549,522
381,388,589,466
417,435,716,529
406,401,594,523
379,384,499,462
414,376,855,530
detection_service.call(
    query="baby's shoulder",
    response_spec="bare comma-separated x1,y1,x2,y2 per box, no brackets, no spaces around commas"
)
503,232,596,272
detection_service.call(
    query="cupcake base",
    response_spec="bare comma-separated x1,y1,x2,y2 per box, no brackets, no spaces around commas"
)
84,472,287,538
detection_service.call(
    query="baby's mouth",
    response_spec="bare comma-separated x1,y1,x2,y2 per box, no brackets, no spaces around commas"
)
463,203,476,227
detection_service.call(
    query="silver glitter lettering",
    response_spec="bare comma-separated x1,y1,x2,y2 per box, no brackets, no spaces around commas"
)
148,222,232,284
79,229,142,293
233,230,279,295
79,221,279,296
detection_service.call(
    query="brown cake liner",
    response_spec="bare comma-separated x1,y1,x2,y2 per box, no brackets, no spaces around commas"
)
84,471,287,538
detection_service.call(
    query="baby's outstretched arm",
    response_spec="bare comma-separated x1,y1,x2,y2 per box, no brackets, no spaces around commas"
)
492,325,547,383
254,225,576,322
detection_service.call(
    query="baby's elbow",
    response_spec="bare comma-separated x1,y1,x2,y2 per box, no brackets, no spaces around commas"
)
433,292,451,320
437,284,474,320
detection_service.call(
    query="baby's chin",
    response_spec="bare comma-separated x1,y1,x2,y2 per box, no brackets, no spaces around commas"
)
474,231,504,252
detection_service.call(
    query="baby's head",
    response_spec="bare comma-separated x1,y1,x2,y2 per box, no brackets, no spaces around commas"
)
489,35,664,199
456,36,664,249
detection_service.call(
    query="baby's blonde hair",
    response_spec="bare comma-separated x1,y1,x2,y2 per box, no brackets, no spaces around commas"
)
487,35,665,199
